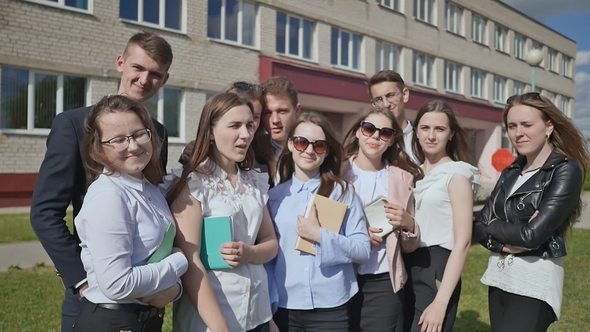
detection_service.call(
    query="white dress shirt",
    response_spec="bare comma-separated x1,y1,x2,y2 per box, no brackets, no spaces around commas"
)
75,172,188,305
403,120,417,163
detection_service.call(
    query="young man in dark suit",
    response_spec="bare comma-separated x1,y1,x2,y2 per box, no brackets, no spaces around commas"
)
30,31,173,332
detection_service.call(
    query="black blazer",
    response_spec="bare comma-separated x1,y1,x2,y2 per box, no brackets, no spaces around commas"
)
30,106,168,289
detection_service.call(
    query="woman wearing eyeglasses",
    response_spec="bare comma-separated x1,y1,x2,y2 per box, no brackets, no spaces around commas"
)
473,93,588,332
340,107,423,332
73,95,189,332
266,111,371,331
403,100,480,332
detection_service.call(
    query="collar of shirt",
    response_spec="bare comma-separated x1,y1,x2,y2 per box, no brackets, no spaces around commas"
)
403,120,413,137
290,173,321,194
201,159,241,181
270,139,284,161
102,167,145,191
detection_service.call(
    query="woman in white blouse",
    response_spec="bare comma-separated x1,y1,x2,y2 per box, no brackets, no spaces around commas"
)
73,95,189,332
403,100,480,332
166,93,278,332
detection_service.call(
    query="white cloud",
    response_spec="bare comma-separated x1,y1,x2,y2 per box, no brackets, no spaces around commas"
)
500,0,590,21
574,71,590,137
577,51,590,67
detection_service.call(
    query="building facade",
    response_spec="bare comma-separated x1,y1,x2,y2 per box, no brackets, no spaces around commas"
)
0,0,577,206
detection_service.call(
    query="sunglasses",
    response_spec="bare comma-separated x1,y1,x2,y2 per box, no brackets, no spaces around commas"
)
360,121,396,141
231,81,262,94
506,92,542,104
291,136,329,154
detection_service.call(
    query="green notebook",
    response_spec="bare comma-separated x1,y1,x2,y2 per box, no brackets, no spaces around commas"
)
200,215,233,270
147,223,176,264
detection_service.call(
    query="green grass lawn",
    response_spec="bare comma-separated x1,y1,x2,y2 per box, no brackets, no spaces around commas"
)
1,223,588,331
0,212,73,244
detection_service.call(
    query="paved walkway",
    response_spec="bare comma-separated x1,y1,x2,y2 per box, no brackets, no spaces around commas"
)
1,194,589,272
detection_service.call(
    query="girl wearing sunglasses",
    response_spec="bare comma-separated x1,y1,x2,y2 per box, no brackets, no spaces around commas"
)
266,111,371,331
403,100,480,332
340,107,423,332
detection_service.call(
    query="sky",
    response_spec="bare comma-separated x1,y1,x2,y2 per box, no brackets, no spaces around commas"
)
500,0,590,137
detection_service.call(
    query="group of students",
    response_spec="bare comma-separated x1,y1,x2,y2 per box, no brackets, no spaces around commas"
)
30,31,588,332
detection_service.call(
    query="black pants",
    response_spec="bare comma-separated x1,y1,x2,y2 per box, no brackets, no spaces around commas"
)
403,246,461,332
62,288,82,332
488,286,555,332
73,298,164,332
349,272,404,332
248,322,270,332
274,303,349,332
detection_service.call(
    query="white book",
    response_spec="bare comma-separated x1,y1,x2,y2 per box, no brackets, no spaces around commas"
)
363,195,395,238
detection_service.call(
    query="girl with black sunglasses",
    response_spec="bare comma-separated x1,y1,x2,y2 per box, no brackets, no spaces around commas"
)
341,106,423,332
265,111,371,331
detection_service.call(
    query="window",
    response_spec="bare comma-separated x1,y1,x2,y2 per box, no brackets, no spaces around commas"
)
562,55,572,77
414,0,435,24
144,88,182,138
514,33,526,59
544,90,557,104
375,41,400,72
472,14,487,45
501,126,511,150
444,61,462,93
561,96,571,117
413,52,434,87
331,27,362,71
547,49,558,72
445,2,463,35
532,41,544,66
493,75,506,103
26,0,88,11
276,12,314,60
208,0,257,47
513,81,525,95
471,69,486,99
494,24,508,53
376,0,400,11
0,66,86,130
120,0,183,31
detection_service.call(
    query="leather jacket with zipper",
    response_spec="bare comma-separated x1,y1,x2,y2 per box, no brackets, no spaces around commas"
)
473,151,583,258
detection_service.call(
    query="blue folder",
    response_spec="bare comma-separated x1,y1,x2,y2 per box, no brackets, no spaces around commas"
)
200,215,233,270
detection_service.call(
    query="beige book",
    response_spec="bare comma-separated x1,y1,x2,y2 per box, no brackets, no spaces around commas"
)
295,194,348,255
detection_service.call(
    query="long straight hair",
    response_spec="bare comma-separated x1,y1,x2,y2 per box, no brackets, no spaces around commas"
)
504,93,589,230
342,106,423,182
166,93,254,204
279,112,349,199
412,99,477,165
81,95,163,187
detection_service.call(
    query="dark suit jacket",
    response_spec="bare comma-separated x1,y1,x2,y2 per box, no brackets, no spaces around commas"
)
30,106,168,289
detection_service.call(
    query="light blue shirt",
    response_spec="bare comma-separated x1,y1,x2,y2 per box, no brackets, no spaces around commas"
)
75,173,188,304
266,174,370,310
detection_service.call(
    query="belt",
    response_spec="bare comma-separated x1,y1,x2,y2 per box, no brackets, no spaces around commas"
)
85,299,165,322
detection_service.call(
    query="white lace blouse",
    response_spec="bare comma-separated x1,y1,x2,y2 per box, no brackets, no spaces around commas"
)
170,161,273,332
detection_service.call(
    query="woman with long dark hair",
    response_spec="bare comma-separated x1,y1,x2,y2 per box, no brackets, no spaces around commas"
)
403,100,480,332
341,106,423,332
473,92,588,332
266,111,370,331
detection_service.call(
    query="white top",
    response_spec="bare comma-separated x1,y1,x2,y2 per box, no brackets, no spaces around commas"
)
171,162,272,332
481,169,563,320
414,161,480,250
403,120,417,164
75,173,188,304
349,162,391,275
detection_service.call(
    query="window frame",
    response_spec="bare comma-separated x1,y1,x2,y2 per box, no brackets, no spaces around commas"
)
145,87,185,141
513,81,525,95
414,0,435,25
23,0,92,14
560,96,571,117
0,66,89,133
375,40,401,72
494,24,508,53
562,55,572,78
471,69,487,99
119,0,186,32
445,2,463,36
514,33,526,60
444,60,462,93
547,48,558,72
331,27,364,72
413,51,434,88
471,14,487,45
207,0,258,48
376,0,401,12
493,75,507,103
275,12,315,61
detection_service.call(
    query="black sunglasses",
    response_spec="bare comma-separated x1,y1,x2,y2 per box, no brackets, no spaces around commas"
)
506,92,542,104
360,121,396,141
291,136,329,154
231,82,262,94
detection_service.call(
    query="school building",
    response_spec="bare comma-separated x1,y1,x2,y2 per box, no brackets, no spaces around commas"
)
0,0,577,206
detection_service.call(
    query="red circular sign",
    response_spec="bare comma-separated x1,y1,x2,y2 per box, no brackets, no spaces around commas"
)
492,148,515,172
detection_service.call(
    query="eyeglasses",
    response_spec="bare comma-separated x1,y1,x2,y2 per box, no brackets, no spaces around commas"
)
360,121,396,141
372,92,400,106
506,92,542,104
101,128,151,152
231,82,263,94
291,136,329,154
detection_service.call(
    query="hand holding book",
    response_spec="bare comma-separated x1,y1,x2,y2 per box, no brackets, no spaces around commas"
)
296,203,322,244
384,202,415,233
220,241,252,268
